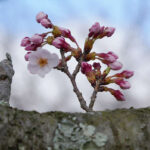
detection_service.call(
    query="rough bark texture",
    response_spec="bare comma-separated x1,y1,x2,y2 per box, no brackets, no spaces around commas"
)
0,105,150,150
0,53,14,102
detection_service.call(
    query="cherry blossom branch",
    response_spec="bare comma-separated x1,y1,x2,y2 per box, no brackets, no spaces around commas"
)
89,68,111,110
72,47,83,79
60,50,90,112
72,42,90,79
72,57,83,78
89,79,101,110
21,12,134,112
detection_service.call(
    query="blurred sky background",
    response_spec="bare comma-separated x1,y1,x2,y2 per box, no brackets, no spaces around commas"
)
0,0,150,112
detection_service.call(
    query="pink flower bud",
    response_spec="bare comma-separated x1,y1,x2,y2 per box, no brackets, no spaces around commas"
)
107,51,118,59
93,62,101,70
52,37,70,51
114,79,131,89
104,27,115,37
21,35,44,51
36,12,48,23
97,51,118,63
59,27,70,34
115,70,134,79
100,26,105,33
88,22,101,38
21,37,30,47
24,52,31,61
30,34,43,45
108,61,122,70
111,90,125,101
81,62,92,74
25,43,37,51
40,18,52,28
59,27,76,42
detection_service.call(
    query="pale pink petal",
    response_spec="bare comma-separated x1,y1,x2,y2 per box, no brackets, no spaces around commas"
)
27,48,59,77
28,63,40,74
47,53,59,67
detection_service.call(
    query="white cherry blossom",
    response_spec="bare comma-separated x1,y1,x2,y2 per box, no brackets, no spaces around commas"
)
28,48,59,77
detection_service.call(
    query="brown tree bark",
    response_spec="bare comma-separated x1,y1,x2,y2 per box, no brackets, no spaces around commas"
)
0,105,150,150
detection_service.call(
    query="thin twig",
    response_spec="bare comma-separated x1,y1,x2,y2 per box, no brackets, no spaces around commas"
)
72,58,82,78
60,50,90,112
89,79,101,110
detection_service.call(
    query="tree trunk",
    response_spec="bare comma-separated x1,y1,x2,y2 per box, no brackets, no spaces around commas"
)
0,105,150,150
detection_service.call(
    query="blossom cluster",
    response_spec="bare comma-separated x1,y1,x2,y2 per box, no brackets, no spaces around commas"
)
21,12,134,111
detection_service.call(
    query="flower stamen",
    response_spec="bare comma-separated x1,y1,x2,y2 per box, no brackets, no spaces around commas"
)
38,58,48,67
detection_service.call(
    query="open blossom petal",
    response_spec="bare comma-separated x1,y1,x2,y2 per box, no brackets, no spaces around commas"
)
28,63,40,74
27,48,59,77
